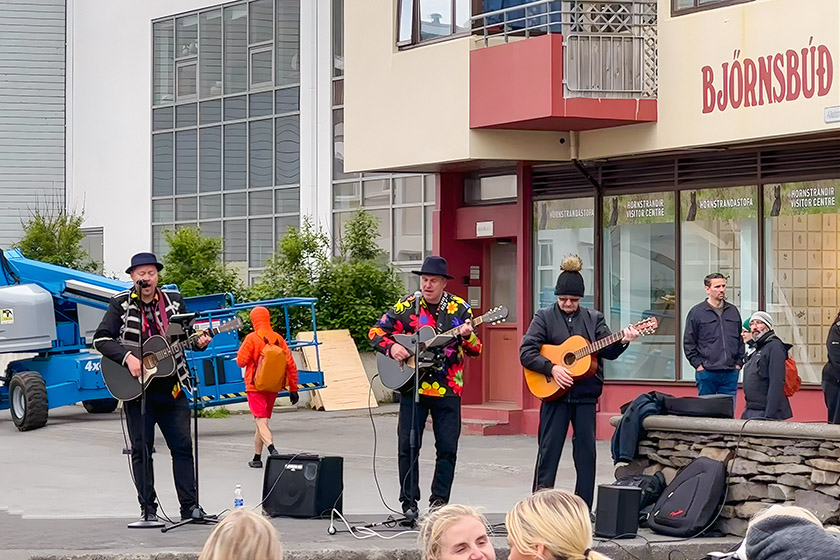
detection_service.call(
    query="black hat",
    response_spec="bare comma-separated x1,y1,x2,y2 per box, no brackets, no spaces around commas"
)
412,256,453,279
126,252,164,274
554,255,585,297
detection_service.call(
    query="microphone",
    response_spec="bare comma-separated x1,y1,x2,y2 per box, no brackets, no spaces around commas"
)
135,279,150,289
414,290,422,314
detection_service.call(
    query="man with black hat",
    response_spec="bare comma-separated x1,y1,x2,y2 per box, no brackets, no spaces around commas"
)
369,256,482,522
93,252,211,523
519,255,639,510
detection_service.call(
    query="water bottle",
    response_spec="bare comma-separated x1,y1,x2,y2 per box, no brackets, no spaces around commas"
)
234,484,244,509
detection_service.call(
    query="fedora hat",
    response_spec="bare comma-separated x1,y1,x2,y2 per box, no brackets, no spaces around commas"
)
412,256,453,279
126,252,164,274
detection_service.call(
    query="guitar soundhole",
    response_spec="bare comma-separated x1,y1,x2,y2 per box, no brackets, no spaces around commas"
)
563,353,575,366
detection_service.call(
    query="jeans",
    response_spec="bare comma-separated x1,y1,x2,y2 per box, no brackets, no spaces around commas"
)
696,368,739,397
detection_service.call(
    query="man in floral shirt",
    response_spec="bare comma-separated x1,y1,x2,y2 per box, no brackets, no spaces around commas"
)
369,256,482,522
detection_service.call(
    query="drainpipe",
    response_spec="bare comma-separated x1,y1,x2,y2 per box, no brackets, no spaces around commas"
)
569,130,580,161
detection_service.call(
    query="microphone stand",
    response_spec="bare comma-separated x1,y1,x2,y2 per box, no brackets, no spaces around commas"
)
400,289,423,528
128,280,164,529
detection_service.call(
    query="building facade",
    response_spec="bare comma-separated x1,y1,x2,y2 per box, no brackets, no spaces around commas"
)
344,0,840,435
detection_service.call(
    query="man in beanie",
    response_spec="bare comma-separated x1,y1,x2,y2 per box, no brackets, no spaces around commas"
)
745,505,840,559
519,255,640,510
683,273,745,397
741,311,792,420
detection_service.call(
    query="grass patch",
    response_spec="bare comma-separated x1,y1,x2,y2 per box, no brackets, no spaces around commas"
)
198,406,231,418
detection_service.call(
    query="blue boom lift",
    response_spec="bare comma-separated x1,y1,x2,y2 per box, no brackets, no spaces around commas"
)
0,249,324,431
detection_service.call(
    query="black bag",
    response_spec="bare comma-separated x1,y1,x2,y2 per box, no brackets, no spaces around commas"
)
663,394,734,418
647,457,727,537
613,472,666,510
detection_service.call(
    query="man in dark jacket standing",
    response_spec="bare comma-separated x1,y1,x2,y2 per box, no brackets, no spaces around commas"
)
823,312,840,424
519,255,639,509
742,311,792,420
683,273,744,396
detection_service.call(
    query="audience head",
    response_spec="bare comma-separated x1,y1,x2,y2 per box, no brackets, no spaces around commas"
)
745,505,840,560
418,504,495,560
506,489,610,560
198,509,283,560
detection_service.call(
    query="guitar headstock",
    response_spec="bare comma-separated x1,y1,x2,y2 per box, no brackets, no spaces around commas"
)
483,305,509,325
632,316,659,336
217,317,243,333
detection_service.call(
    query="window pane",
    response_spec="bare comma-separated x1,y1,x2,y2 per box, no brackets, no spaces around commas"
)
602,193,676,380
200,99,222,124
175,103,197,128
153,133,173,196
176,63,197,99
394,176,423,204
175,197,198,221
363,179,390,207
152,199,173,223
424,205,433,256
276,0,300,86
199,10,222,98
465,175,517,203
175,130,197,194
199,126,221,192
153,225,171,257
333,182,360,210
332,79,344,106
250,91,273,118
419,0,452,40
199,220,222,239
424,174,435,203
275,86,299,114
275,215,299,242
249,0,273,44
455,0,470,32
275,115,300,185
249,189,273,216
368,209,390,255
153,20,174,105
680,186,759,382
275,187,300,214
333,108,356,179
765,179,840,384
153,107,173,131
224,95,247,120
250,120,273,188
224,219,247,264
176,15,198,57
224,123,246,190
251,48,273,86
200,194,221,219
397,0,413,43
394,207,423,262
224,5,248,94
249,217,273,267
332,0,344,75
224,192,247,217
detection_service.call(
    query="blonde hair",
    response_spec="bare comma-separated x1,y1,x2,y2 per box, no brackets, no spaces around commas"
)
506,490,611,560
198,509,283,560
418,504,489,560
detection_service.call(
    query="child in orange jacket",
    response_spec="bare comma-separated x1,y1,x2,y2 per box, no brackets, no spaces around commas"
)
236,306,299,468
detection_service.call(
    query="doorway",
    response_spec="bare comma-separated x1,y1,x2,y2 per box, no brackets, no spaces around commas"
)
484,240,519,404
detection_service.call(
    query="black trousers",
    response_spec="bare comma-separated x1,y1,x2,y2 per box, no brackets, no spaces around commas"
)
824,373,840,424
533,400,597,509
124,386,197,516
398,395,461,510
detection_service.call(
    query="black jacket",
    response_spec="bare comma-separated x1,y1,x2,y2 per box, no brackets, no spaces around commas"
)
823,319,840,383
741,330,792,420
683,300,744,371
519,304,627,403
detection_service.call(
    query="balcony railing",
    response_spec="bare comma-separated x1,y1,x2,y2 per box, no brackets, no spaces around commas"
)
471,0,658,99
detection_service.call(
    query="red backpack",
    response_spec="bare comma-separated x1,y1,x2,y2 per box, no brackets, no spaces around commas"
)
783,353,801,397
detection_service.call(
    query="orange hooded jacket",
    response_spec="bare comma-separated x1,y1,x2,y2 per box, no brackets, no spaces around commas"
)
236,306,299,393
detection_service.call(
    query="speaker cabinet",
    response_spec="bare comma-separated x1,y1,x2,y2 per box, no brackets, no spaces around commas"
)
262,454,343,518
594,484,641,538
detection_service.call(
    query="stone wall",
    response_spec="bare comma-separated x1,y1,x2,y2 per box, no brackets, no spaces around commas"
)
611,415,840,536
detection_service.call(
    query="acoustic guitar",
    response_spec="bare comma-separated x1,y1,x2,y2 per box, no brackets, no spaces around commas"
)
378,305,509,392
101,317,242,401
523,317,658,401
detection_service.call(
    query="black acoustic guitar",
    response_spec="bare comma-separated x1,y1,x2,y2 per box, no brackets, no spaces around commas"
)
101,317,242,401
377,306,508,392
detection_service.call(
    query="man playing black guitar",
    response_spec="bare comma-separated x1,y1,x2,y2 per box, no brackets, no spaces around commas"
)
519,255,639,513
93,252,211,523
368,256,481,523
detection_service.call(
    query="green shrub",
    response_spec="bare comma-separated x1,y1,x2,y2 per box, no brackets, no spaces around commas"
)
14,208,99,273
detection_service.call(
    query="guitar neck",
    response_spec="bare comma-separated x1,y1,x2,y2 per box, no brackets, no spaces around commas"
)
149,325,219,361
440,315,485,338
574,331,624,361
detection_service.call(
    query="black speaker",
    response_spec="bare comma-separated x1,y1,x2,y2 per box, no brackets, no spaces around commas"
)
594,484,641,538
262,454,343,518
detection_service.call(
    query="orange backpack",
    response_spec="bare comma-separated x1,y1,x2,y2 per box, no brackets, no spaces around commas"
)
783,354,801,397
253,337,288,392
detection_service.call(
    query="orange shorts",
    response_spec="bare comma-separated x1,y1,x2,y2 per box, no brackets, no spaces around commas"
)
247,390,278,418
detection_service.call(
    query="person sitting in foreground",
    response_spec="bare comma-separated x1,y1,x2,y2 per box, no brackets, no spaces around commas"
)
418,503,496,560
745,505,840,560
198,509,283,560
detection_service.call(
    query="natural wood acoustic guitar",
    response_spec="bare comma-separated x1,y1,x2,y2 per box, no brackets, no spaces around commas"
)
523,317,658,401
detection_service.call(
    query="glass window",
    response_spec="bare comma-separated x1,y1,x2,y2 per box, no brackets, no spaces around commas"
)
249,0,273,44
397,0,413,43
200,220,222,239
454,0,470,32
394,176,423,205
275,86,299,114
765,179,840,384
153,225,171,257
465,175,517,204
399,0,468,45
199,10,222,98
249,119,273,188
368,209,391,255
152,133,173,197
199,126,222,192
224,95,247,121
224,192,247,217
394,207,423,262
251,47,274,86
673,0,753,15
200,194,222,219
224,5,248,94
332,79,344,106
80,228,104,270
363,179,390,207
176,62,197,99
275,187,300,214
224,123,246,190
276,0,300,86
333,182,360,210
175,197,198,221
250,91,274,118
333,108,357,180
249,189,274,216
153,107,173,131
175,103,197,128
175,15,198,58
424,205,434,256
275,215,299,241
249,217,273,267
200,99,222,124
275,115,300,185
152,199,173,223
224,219,247,264
424,175,435,203
333,211,351,255
602,192,676,380
332,0,344,76
153,20,174,105
175,130,197,194
680,186,759,381
420,0,452,40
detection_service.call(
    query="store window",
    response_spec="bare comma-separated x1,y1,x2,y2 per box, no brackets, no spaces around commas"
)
680,186,759,381
765,179,840,384
602,193,676,380
532,198,595,312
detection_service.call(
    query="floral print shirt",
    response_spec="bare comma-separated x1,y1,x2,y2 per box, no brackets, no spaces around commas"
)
369,292,482,397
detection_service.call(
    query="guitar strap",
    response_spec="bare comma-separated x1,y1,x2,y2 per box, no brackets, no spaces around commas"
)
435,292,451,334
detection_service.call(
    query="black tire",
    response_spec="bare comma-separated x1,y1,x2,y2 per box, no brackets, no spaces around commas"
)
82,398,118,414
9,372,49,431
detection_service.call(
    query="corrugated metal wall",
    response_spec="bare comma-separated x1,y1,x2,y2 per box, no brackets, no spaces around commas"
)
0,0,65,248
